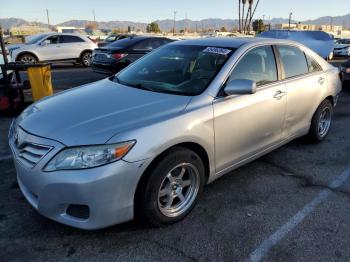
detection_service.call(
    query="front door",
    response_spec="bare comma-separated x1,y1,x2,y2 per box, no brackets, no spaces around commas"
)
213,45,287,173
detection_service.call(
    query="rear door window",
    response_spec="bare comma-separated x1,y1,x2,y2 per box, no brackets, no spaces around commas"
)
132,39,154,50
277,45,309,78
59,35,85,43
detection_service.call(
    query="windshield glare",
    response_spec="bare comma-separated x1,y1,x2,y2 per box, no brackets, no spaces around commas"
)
116,45,234,96
27,34,49,44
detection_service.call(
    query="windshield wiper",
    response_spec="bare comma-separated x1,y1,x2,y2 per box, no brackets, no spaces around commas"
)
128,83,155,91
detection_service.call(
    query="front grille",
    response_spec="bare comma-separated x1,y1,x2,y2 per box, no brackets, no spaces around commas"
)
11,124,53,168
17,143,52,167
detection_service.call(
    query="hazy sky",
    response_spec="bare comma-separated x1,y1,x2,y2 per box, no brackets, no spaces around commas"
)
0,0,347,24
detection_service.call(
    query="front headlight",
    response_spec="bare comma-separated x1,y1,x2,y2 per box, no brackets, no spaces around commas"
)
44,141,136,171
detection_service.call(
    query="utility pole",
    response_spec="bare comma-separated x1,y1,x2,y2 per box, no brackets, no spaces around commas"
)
288,12,293,31
93,9,96,23
46,9,50,28
238,0,241,33
242,0,247,34
173,11,177,35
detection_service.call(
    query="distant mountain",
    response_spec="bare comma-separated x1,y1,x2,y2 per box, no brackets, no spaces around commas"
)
1,13,349,32
0,18,29,29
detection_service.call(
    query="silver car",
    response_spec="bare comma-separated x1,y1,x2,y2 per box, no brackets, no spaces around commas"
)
9,33,97,67
9,38,341,229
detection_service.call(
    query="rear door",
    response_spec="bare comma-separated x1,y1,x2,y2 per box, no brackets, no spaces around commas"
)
127,39,154,62
276,45,326,138
58,35,86,59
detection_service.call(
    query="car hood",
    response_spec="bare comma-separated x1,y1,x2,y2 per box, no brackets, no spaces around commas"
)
17,79,191,146
7,43,26,50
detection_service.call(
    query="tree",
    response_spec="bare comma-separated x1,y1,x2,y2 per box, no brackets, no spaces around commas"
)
252,19,265,33
146,22,161,33
220,26,227,32
85,21,98,30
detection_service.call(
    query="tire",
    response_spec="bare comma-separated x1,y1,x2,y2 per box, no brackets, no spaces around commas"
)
80,51,92,67
17,53,37,64
306,99,333,143
137,147,205,227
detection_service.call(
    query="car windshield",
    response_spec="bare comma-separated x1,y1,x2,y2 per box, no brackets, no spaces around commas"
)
26,34,49,44
115,44,235,96
105,35,116,42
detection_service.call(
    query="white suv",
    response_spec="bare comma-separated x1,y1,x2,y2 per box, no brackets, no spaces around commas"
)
9,33,98,66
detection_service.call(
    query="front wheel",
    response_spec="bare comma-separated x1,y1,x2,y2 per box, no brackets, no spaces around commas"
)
80,51,92,67
17,53,37,64
306,99,333,142
137,147,205,227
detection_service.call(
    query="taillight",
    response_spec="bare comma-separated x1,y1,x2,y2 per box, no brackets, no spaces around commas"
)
112,53,127,60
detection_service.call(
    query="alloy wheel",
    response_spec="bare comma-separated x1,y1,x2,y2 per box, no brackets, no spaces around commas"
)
158,163,200,218
20,55,36,63
318,107,331,137
82,53,92,66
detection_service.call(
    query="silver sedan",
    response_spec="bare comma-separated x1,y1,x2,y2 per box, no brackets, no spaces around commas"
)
9,38,341,229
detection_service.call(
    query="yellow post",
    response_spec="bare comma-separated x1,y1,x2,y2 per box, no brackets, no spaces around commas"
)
27,64,53,101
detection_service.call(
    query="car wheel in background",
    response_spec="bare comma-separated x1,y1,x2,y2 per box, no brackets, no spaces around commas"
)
307,99,333,143
17,53,37,64
81,51,92,67
137,147,205,227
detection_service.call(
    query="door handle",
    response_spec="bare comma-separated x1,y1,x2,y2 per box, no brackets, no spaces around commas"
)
273,90,286,100
318,77,325,85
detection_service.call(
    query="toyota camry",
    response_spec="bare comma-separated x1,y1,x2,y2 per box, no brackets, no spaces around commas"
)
9,38,342,229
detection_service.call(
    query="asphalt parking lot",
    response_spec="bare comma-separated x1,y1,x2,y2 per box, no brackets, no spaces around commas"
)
1,60,350,262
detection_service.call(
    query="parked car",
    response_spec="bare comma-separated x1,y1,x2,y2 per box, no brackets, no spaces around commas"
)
9,38,341,229
9,33,98,66
333,39,350,57
97,34,134,47
258,30,335,60
92,36,174,74
340,59,350,84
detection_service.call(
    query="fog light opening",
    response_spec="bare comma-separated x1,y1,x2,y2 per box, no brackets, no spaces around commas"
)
66,204,90,220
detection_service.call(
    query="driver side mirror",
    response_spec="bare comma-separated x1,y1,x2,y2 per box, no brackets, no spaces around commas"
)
224,79,256,96
40,40,50,46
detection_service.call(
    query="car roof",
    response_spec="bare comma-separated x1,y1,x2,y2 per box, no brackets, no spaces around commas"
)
172,37,300,49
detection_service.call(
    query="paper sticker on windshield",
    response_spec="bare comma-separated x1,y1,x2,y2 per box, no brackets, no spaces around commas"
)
203,47,231,56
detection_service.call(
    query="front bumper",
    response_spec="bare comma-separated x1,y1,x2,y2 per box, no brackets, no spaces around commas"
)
9,125,151,230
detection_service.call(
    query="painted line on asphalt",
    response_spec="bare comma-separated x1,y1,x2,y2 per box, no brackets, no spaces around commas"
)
0,155,13,161
248,167,350,262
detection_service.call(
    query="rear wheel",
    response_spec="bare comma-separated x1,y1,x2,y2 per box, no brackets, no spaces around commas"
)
137,147,205,227
307,99,333,142
80,51,92,67
17,53,37,64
